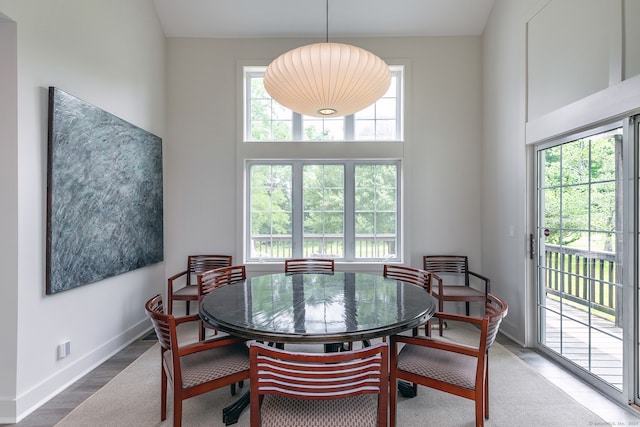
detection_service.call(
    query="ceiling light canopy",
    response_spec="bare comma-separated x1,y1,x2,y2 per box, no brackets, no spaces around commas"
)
263,43,391,118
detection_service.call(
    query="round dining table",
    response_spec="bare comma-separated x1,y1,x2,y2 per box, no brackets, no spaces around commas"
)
199,271,437,425
199,271,437,344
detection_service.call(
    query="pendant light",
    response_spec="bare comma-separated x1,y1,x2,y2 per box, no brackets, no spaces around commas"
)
263,0,391,118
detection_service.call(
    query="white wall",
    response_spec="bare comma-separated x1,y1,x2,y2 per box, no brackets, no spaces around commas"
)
527,0,613,120
163,35,484,281
482,0,531,342
625,0,640,79
0,1,166,422
0,15,18,419
483,0,640,345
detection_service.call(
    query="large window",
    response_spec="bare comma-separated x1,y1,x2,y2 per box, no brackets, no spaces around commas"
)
245,66,403,142
247,161,400,262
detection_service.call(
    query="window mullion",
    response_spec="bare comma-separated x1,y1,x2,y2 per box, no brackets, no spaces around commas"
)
245,73,255,141
344,161,355,261
344,115,355,140
292,113,303,141
292,162,303,257
395,70,402,140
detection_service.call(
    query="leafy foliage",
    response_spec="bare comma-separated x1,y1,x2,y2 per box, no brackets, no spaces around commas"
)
540,128,621,251
249,162,399,259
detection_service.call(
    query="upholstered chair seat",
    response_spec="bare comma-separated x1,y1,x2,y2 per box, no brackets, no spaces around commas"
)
396,343,477,390
259,394,379,427
161,342,250,389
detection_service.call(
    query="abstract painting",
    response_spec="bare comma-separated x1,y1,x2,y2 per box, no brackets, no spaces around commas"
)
46,87,163,294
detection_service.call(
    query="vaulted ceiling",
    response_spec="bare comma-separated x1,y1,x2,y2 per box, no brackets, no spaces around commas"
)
153,0,494,39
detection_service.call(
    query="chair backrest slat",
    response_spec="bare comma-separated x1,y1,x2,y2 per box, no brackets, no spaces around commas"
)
484,294,508,350
212,265,246,287
423,255,470,285
255,352,384,397
423,255,468,273
250,342,388,426
197,265,246,298
285,258,335,273
383,265,433,292
187,255,233,285
145,295,173,350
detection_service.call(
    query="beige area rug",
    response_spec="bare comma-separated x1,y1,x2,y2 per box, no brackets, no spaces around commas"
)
55,323,607,427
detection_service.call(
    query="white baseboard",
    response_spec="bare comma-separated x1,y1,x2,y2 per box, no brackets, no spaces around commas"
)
499,318,526,347
6,318,152,424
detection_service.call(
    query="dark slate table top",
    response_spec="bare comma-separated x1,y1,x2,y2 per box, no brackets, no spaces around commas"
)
199,272,437,343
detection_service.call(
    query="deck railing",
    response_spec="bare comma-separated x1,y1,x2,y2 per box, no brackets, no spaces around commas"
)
251,234,397,259
543,244,620,323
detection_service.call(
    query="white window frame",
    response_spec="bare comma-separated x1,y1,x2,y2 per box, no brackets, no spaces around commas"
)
246,159,402,263
244,65,404,142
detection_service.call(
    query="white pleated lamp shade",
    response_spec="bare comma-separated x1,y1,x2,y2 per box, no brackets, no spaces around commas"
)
263,42,391,118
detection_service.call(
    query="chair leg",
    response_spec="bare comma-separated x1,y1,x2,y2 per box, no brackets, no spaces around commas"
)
465,301,470,316
438,298,444,336
484,358,490,419
390,379,397,427
174,393,183,427
161,367,167,421
185,300,191,315
474,390,484,427
198,320,205,341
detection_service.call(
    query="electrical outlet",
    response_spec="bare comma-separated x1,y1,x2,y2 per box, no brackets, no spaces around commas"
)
58,341,71,359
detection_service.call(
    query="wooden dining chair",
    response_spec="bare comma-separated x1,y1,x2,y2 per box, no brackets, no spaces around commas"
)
197,265,247,340
383,264,440,336
389,294,508,427
423,255,490,335
284,258,335,273
351,265,434,350
250,342,388,427
166,254,232,315
144,294,250,427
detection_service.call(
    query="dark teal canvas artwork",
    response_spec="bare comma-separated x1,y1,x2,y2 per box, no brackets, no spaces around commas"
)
46,87,163,294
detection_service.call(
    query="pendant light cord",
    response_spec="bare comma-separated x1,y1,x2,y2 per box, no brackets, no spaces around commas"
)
325,0,329,43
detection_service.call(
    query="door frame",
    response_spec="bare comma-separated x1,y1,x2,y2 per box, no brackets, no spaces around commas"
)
532,119,632,405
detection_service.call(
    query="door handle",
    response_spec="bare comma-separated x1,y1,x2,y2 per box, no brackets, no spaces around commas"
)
529,233,535,260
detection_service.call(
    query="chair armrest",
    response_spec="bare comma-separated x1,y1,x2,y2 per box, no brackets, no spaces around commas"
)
173,313,201,325
167,270,189,314
167,270,189,297
179,335,247,356
468,270,491,294
429,273,442,295
432,273,444,297
391,334,480,357
434,311,484,325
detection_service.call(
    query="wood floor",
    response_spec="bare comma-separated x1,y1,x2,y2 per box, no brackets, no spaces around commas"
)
3,335,156,427
3,330,639,426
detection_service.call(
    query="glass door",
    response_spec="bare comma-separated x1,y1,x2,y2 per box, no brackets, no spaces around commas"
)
536,124,625,397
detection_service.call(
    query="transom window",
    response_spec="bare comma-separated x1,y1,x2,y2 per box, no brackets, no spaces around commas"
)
244,66,403,142
247,161,400,262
